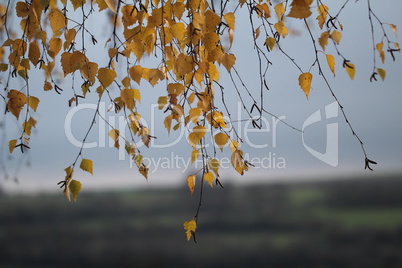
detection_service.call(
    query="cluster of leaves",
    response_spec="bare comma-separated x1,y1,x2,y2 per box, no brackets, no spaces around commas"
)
0,0,399,240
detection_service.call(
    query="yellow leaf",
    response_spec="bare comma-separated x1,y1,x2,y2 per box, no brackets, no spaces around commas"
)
65,166,74,181
188,107,201,124
214,132,229,152
187,175,195,195
167,83,185,95
64,29,76,50
104,0,117,13
70,0,86,10
265,37,276,51
390,24,397,36
121,88,140,110
158,96,168,110
207,62,219,82
319,31,329,50
224,12,235,30
28,96,40,112
28,41,40,66
80,158,93,175
326,54,335,76
274,21,288,38
191,149,200,164
164,114,173,134
170,22,186,43
376,42,385,63
49,38,62,58
22,117,37,136
274,3,285,20
316,4,329,29
229,140,239,152
331,30,342,45
64,187,71,202
287,0,312,19
9,139,17,154
108,129,120,141
98,68,116,88
231,149,248,175
298,72,313,99
255,26,261,40
183,219,197,241
208,158,219,175
377,68,386,81
203,32,219,52
204,172,214,187
15,2,30,17
345,63,355,80
44,81,53,91
130,65,143,84
7,90,27,119
48,9,66,33
68,180,82,202
139,164,148,179
193,125,206,141
221,53,236,73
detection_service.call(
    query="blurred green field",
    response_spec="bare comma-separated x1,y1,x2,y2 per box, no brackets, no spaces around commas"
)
1,174,402,267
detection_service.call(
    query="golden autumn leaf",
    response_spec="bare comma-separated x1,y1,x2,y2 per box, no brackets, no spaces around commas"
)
298,72,313,99
158,96,168,110
139,164,149,179
130,65,143,84
265,37,276,51
376,42,385,63
104,0,117,13
230,140,239,152
208,158,219,175
191,149,200,163
15,2,30,18
221,53,236,73
204,172,214,187
98,68,116,88
121,88,140,110
183,219,197,241
331,30,342,45
22,117,37,136
48,9,66,33
7,90,27,119
28,41,40,66
69,180,82,202
187,175,195,195
287,0,312,19
319,31,330,51
27,96,40,112
9,139,17,154
224,12,235,30
80,158,93,175
326,54,336,76
49,37,62,58
345,63,356,80
316,4,329,29
377,68,386,81
274,21,288,38
193,125,207,141
214,132,229,152
274,3,285,20
164,114,173,134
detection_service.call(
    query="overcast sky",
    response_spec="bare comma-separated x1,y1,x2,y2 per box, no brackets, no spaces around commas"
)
1,1,402,194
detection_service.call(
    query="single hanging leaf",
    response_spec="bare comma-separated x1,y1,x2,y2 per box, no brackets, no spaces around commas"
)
298,73,313,99
191,149,200,163
98,68,116,88
183,219,197,241
326,54,336,76
48,9,66,33
187,175,195,195
204,172,214,187
208,159,220,175
221,53,236,73
319,31,330,50
287,0,312,19
158,96,168,110
224,12,235,30
274,3,285,20
331,30,342,45
265,37,276,51
316,4,329,29
28,41,40,66
274,21,288,38
139,164,148,179
7,90,27,119
376,42,385,63
9,139,18,154
28,96,40,112
377,68,386,81
345,63,356,80
214,132,229,152
105,0,117,13
68,180,82,202
80,158,93,175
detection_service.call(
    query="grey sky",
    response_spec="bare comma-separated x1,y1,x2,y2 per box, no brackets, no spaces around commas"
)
1,1,401,194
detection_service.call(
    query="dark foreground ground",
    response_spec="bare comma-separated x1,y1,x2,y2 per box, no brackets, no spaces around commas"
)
1,174,402,268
